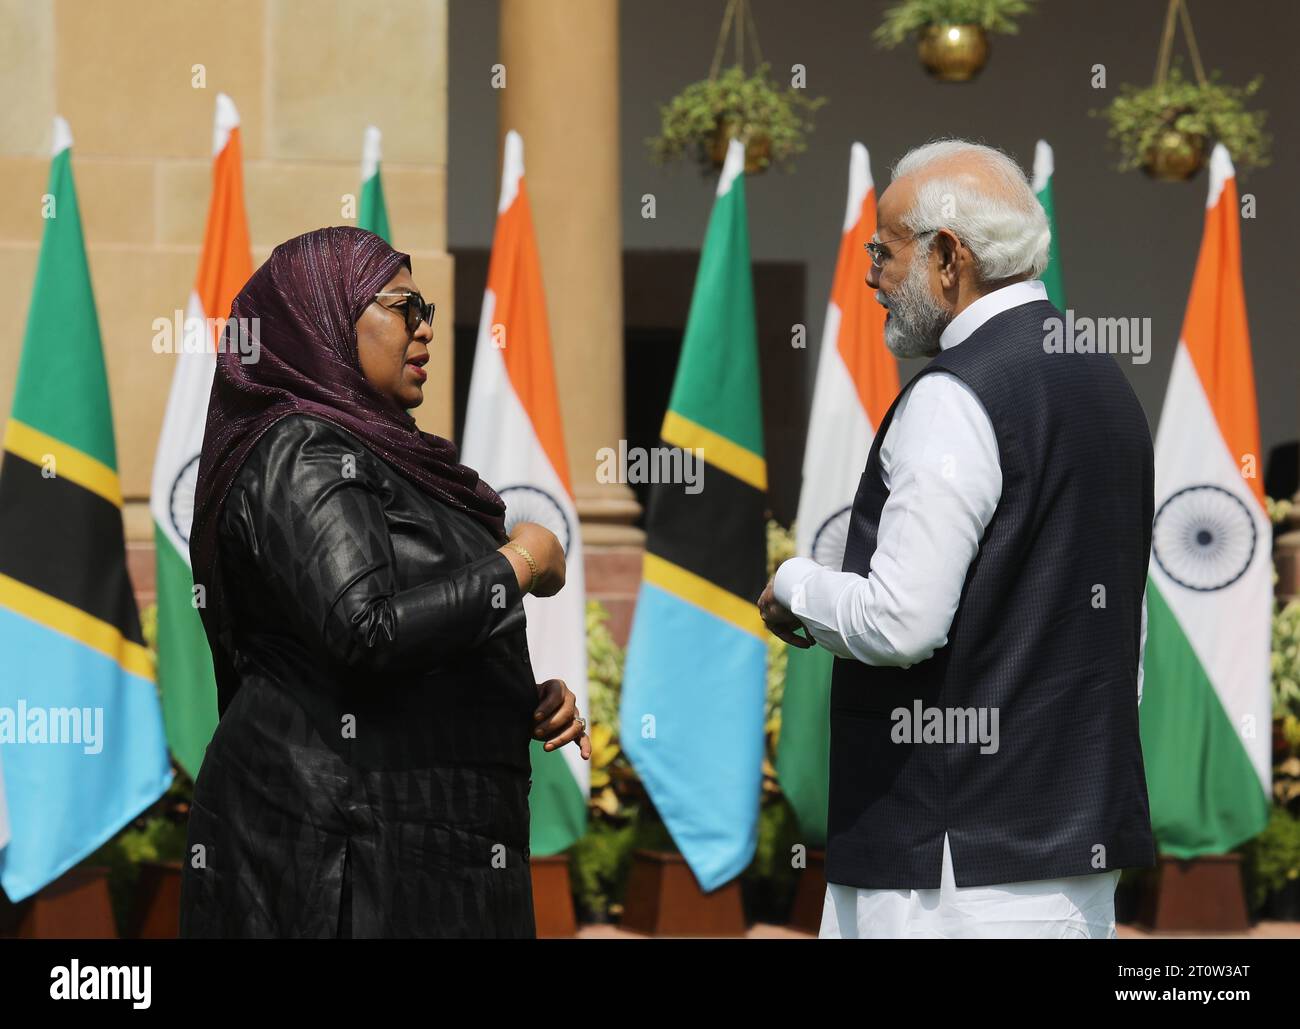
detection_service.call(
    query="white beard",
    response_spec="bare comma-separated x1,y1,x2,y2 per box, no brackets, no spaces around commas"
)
879,254,951,359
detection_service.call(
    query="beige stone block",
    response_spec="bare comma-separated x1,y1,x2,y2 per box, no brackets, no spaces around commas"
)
123,499,153,543
0,156,155,247
382,165,445,253
268,0,447,165
155,159,218,247
0,0,55,156
0,244,41,429
72,159,155,246
86,245,200,498
54,0,266,159
243,161,358,249
162,160,412,253
0,159,52,243
241,162,445,253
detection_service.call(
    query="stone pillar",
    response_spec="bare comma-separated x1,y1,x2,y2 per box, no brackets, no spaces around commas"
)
499,0,642,550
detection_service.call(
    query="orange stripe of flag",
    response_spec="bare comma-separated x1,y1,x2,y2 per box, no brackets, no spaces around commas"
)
1180,170,1264,508
195,125,253,348
485,178,573,495
830,187,898,429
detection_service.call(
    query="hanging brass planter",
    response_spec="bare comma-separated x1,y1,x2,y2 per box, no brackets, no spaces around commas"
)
709,117,773,175
917,24,989,81
1141,127,1207,181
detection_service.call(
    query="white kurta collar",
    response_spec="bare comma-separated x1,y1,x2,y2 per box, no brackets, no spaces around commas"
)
940,279,1048,351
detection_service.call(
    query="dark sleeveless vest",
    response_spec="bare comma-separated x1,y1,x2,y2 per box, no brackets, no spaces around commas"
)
826,298,1156,890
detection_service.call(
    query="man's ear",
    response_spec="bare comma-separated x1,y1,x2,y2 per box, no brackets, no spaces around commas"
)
934,230,963,289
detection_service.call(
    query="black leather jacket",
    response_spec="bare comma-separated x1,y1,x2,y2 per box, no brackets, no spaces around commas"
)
181,413,537,938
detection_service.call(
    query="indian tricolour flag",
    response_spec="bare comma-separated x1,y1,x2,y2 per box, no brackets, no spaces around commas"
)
358,125,391,243
151,93,253,780
1140,143,1271,856
461,130,588,855
776,143,898,847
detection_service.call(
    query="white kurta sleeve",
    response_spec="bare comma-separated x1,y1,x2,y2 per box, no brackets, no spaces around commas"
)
773,371,1002,668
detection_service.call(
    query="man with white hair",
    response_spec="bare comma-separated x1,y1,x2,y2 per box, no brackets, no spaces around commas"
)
759,139,1155,938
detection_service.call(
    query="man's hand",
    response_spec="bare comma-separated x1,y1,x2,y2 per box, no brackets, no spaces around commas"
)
758,577,814,649
534,678,593,758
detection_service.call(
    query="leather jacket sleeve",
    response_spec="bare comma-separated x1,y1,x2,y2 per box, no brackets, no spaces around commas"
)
220,416,525,675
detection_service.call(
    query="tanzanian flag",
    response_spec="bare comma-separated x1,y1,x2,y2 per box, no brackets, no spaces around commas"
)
620,138,768,892
0,117,171,902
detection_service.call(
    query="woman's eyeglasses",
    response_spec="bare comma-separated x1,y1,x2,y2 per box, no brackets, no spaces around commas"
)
372,291,436,334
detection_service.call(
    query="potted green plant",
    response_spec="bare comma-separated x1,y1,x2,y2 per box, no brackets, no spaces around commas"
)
1098,66,1269,181
873,0,1036,81
1240,806,1300,919
81,771,191,937
567,601,644,923
649,63,825,176
1096,0,1270,181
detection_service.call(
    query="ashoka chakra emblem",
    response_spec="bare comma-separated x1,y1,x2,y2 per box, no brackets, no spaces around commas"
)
811,505,853,570
499,484,573,556
169,454,202,545
1152,484,1257,592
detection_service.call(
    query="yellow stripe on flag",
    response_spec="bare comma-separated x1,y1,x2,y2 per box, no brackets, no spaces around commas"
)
642,551,765,639
661,410,767,492
3,419,122,507
0,572,154,681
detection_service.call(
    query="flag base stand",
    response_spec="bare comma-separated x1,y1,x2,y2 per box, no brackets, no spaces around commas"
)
788,849,827,934
1135,853,1250,933
128,860,182,938
0,865,118,939
530,854,577,938
619,849,746,936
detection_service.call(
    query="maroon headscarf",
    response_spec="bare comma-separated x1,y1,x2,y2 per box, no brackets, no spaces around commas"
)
189,227,506,690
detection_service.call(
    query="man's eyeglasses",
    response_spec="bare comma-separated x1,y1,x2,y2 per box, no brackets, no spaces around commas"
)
372,291,436,334
864,230,937,269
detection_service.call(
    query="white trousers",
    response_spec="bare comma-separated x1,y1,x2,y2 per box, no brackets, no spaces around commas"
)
819,833,1120,939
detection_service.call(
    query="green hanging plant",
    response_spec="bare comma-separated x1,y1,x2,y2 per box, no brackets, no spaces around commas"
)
648,63,825,175
1097,65,1270,177
648,0,824,175
873,0,1035,48
1094,0,1270,180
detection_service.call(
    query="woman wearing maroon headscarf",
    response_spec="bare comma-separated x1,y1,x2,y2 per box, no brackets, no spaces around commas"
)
180,227,588,938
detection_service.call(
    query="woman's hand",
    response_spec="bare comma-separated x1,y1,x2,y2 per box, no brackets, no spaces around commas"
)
499,521,566,597
533,678,592,759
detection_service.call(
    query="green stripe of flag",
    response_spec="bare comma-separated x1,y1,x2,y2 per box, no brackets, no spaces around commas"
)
1033,139,1066,310
1140,581,1270,856
777,643,833,845
11,139,117,470
666,163,764,459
